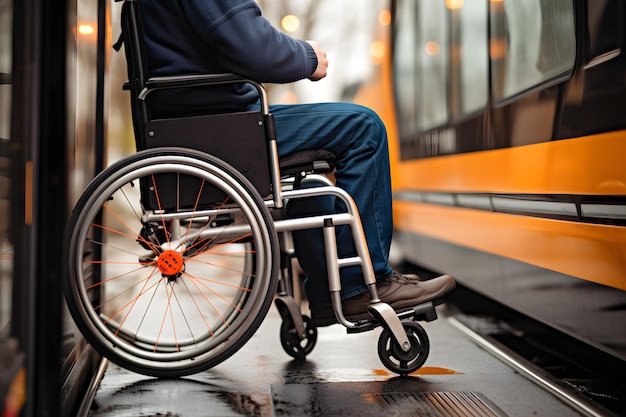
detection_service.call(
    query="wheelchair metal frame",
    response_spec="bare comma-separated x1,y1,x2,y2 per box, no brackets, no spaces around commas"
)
62,0,439,378
137,75,415,351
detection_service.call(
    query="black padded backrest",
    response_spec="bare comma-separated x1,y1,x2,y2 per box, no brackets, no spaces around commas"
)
143,112,271,210
118,0,151,144
116,0,272,209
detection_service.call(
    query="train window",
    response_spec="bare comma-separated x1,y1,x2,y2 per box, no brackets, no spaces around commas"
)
394,0,488,148
393,0,420,142
453,0,488,116
393,0,448,140
490,0,575,101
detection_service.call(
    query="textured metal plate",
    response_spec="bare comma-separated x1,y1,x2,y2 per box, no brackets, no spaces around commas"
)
272,384,506,417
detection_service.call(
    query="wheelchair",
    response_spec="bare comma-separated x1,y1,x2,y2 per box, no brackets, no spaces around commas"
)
63,0,439,378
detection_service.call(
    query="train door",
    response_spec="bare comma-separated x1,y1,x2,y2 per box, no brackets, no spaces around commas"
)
1,0,106,415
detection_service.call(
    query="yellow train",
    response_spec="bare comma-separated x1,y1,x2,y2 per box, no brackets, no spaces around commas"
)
357,0,626,361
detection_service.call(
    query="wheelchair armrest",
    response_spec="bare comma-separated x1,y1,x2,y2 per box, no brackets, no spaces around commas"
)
139,73,258,100
138,72,270,113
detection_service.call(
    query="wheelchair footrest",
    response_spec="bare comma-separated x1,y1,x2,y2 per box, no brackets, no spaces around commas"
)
345,301,438,334
413,301,438,322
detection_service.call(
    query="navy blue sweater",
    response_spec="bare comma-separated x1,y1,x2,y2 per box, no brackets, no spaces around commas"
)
136,0,318,114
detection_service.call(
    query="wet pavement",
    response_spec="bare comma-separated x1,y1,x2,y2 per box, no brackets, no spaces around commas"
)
87,305,586,417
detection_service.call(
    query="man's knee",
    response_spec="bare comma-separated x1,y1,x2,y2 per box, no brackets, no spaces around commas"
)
345,105,388,149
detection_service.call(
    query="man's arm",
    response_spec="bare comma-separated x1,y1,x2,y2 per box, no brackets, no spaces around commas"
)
183,0,324,83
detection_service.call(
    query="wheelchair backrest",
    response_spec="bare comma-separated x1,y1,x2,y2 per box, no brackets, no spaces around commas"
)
115,0,273,209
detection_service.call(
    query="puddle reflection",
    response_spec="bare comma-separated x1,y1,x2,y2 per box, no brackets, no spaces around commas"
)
90,368,270,417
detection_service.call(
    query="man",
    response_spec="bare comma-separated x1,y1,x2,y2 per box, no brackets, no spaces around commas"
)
137,0,456,325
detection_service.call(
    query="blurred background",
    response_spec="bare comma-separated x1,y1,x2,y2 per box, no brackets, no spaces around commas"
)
106,0,391,162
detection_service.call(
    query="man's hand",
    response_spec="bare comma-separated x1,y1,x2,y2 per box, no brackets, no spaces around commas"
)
307,40,328,81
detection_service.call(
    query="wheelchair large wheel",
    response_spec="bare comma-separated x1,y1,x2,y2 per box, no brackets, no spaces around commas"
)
64,148,279,377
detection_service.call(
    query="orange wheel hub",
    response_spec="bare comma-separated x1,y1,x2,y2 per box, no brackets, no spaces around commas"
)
157,250,184,276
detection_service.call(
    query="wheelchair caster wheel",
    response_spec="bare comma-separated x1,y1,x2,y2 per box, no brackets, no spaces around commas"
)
377,320,429,375
280,315,317,359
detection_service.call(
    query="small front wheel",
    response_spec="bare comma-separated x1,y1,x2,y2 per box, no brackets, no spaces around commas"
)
280,315,317,359
377,320,430,375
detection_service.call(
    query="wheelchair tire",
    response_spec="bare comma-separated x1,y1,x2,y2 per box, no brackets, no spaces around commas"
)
377,320,430,375
279,314,317,359
64,148,279,377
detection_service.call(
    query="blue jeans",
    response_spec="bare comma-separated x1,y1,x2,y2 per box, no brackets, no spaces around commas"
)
264,102,394,309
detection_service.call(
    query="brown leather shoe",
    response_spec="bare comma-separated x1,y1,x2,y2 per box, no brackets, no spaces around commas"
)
310,272,455,326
